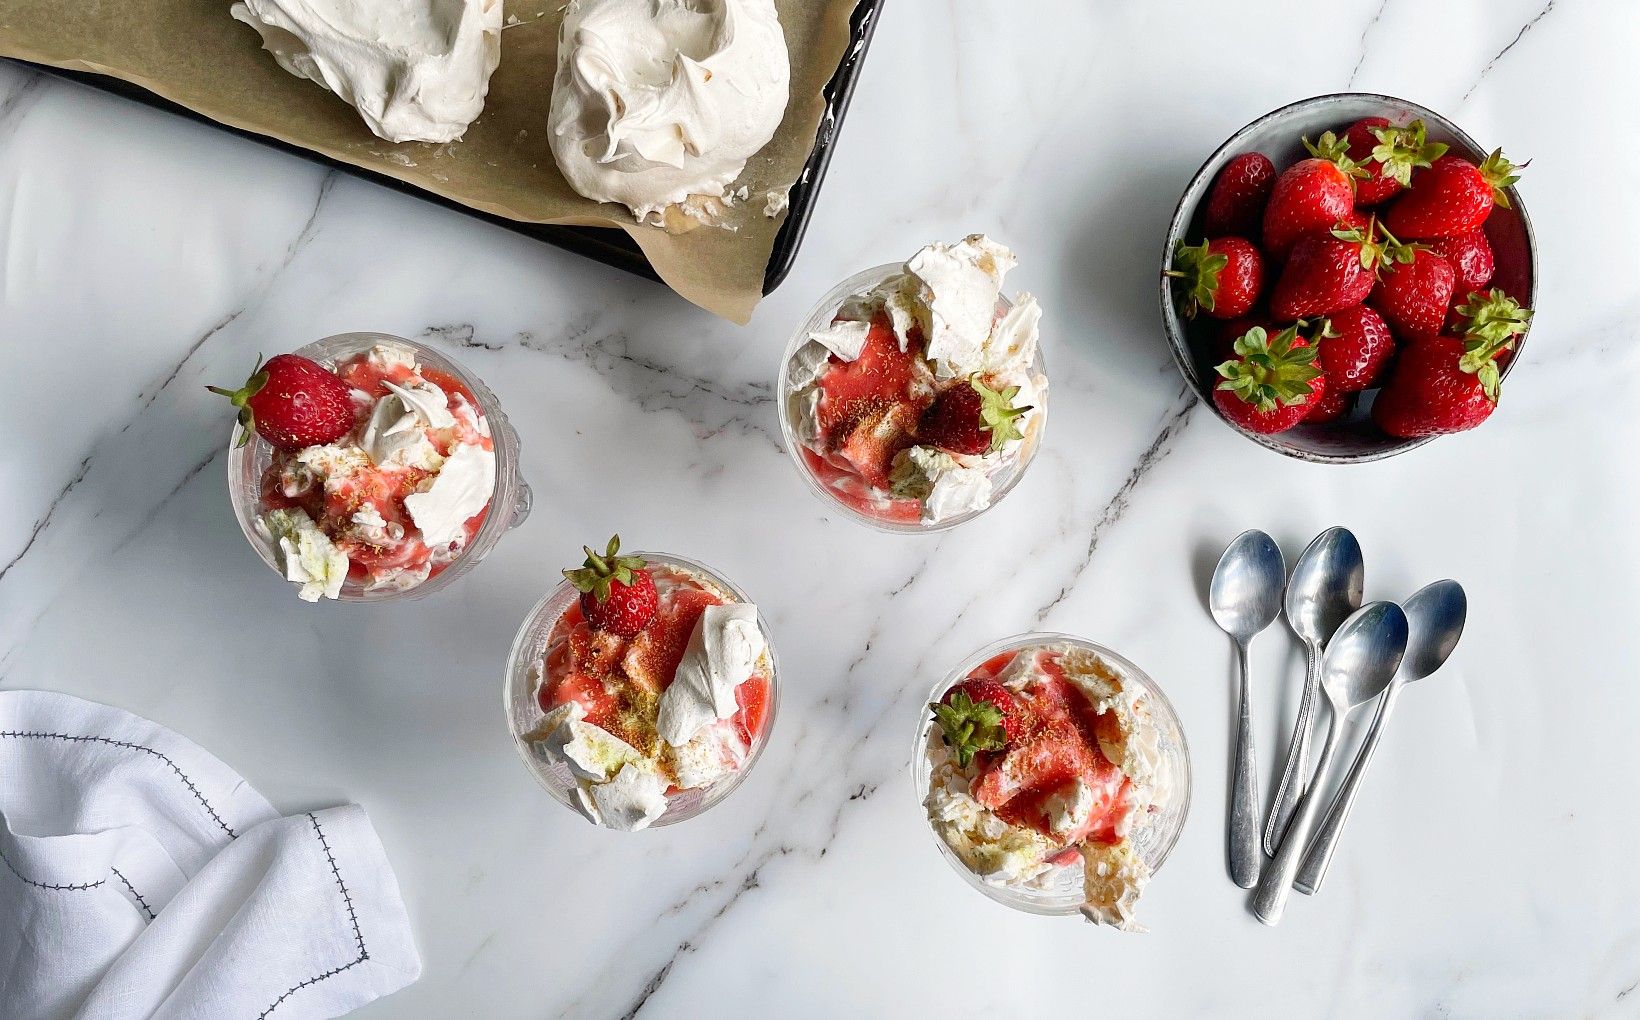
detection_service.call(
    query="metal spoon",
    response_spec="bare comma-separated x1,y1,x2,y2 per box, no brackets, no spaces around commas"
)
1295,580,1466,895
1264,527,1364,856
1210,530,1286,889
1252,600,1407,925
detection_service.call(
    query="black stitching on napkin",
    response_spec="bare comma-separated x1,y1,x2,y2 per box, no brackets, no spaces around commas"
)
0,846,106,891
111,867,156,920
0,730,237,837
257,813,369,1018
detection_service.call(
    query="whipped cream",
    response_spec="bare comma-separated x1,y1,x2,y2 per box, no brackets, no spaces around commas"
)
403,441,496,548
665,719,748,790
257,508,349,602
580,763,669,832
548,0,791,222
656,603,766,746
889,446,994,525
231,0,502,144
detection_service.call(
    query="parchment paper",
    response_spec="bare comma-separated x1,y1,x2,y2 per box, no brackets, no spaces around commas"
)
0,0,861,323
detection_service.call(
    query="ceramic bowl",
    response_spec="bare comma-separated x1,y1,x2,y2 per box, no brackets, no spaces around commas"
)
1160,93,1537,463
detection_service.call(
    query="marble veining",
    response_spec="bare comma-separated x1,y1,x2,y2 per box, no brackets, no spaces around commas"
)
3,0,1639,1015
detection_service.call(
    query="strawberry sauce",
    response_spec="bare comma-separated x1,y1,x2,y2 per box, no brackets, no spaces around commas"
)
964,649,1135,848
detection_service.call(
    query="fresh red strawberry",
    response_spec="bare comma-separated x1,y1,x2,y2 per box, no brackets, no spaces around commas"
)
1167,237,1263,319
562,535,658,637
1426,230,1495,296
1385,149,1522,239
541,670,621,730
1212,325,1327,434
932,678,1020,768
1315,305,1395,392
208,353,354,451
1270,225,1384,320
920,377,1032,456
1262,153,1360,258
1372,335,1508,437
1344,117,1449,206
1373,241,1456,339
1301,390,1351,423
1203,152,1277,238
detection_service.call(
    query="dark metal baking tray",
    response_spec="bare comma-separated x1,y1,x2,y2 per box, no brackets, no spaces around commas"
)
9,0,882,295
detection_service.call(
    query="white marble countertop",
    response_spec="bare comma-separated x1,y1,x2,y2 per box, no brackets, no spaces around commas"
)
2,0,1636,1015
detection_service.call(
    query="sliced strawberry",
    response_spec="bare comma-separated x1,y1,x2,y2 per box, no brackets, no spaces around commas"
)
625,587,723,693
563,536,658,637
733,676,772,745
816,314,922,441
544,670,620,730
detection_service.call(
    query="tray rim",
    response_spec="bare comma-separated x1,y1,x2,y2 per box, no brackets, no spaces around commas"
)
3,0,883,298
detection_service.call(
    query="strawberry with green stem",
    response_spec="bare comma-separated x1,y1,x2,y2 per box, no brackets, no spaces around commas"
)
1212,324,1327,434
1372,225,1456,339
1262,139,1365,258
563,535,658,637
208,353,355,451
1345,117,1449,206
1167,237,1264,320
921,377,1032,456
1270,222,1387,320
932,678,1020,768
1386,149,1523,239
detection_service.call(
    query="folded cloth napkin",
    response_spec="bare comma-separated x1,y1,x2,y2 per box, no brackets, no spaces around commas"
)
0,690,421,1019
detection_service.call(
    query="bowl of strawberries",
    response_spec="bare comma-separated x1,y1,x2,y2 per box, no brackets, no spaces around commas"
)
1161,93,1537,462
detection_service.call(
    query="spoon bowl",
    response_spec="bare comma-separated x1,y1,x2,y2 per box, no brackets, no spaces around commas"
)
1210,531,1286,639
1400,580,1467,683
1321,601,1409,709
1286,529,1366,646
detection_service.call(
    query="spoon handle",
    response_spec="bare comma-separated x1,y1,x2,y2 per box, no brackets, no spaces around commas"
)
1252,712,1342,925
1228,639,1261,889
1263,641,1322,856
1295,685,1401,895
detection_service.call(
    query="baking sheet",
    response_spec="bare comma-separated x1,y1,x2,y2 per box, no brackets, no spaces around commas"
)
0,0,862,323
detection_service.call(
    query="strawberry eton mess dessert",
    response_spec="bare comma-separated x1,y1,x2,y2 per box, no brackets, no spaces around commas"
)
517,538,775,831
781,235,1047,528
922,641,1180,931
213,343,497,601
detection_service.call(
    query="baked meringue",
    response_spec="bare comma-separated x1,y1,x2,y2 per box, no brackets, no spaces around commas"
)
548,0,791,223
231,0,502,144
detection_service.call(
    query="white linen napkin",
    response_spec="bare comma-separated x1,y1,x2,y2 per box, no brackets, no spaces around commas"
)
0,690,421,1019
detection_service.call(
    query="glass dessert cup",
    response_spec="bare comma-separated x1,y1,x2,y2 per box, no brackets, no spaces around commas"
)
226,332,532,603
911,632,1191,917
776,264,1049,535
504,553,781,829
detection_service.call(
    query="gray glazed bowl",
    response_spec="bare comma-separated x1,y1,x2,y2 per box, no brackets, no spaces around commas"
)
1161,93,1537,464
